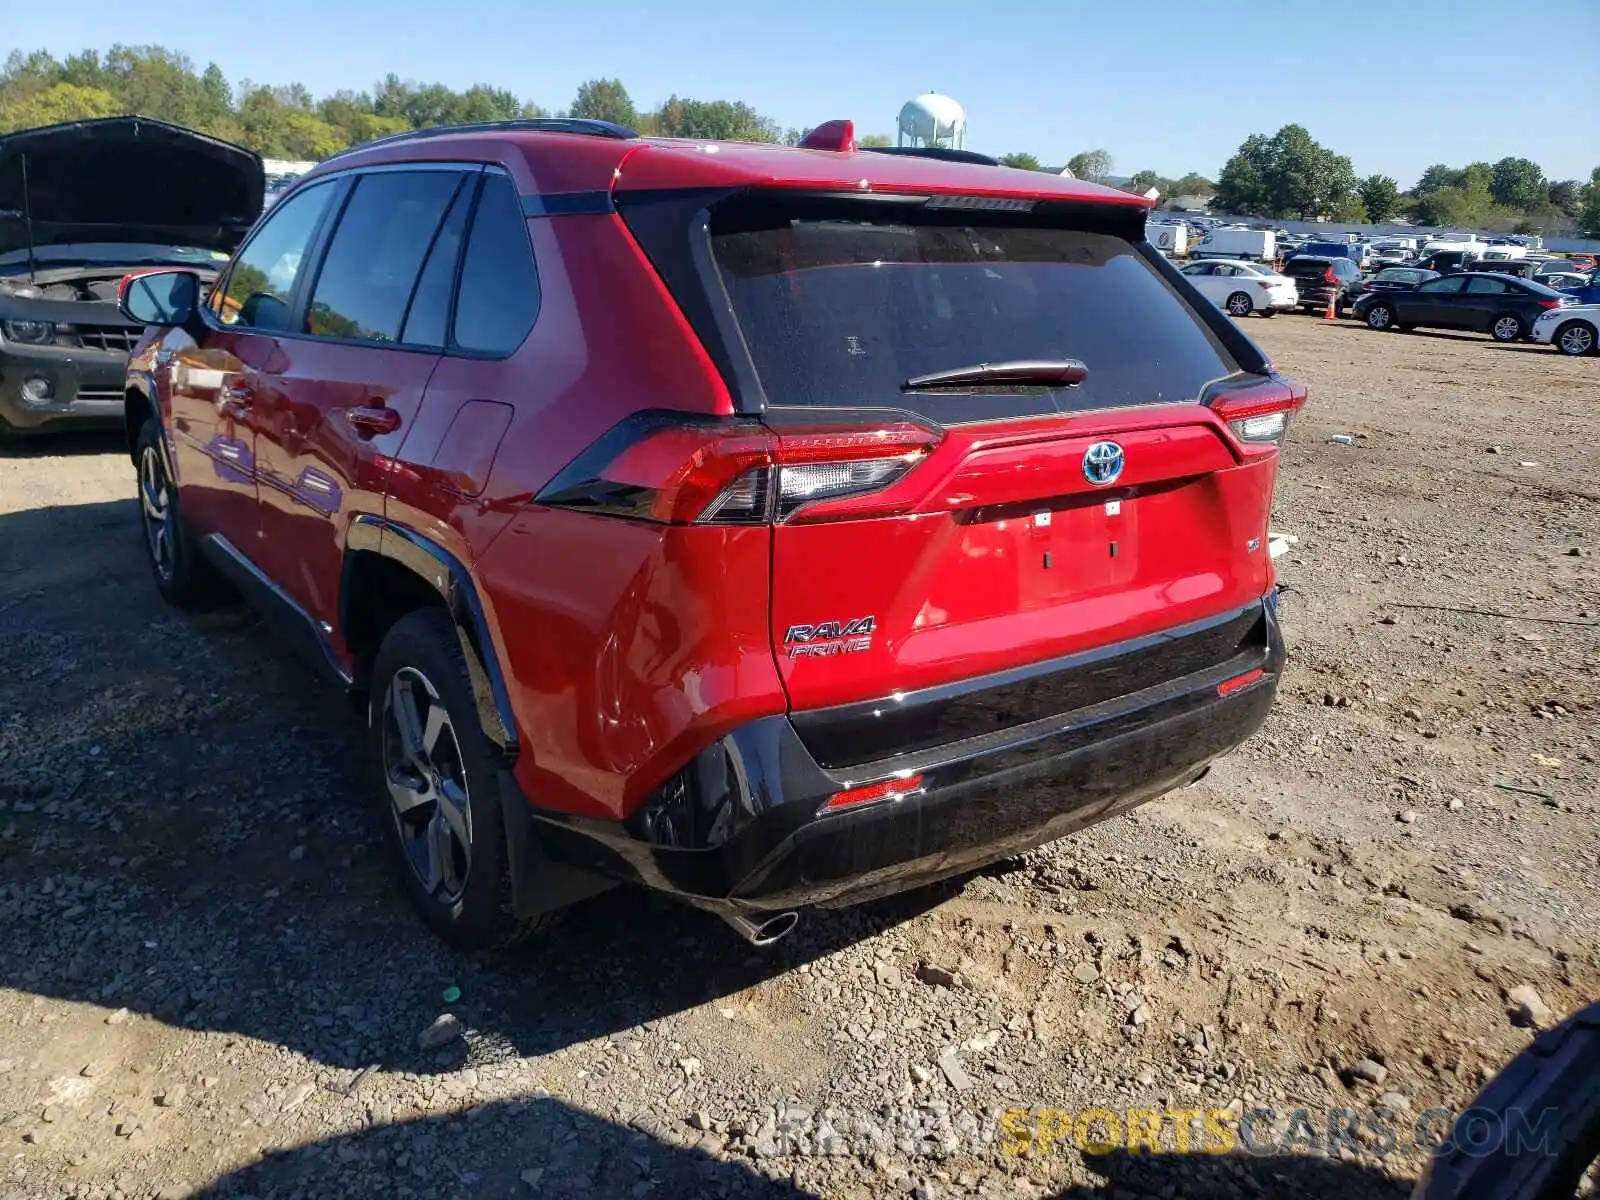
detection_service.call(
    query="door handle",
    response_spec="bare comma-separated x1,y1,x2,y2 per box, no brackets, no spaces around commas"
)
346,405,402,438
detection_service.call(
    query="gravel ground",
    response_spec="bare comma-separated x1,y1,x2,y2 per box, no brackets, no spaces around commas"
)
1,316,1596,1200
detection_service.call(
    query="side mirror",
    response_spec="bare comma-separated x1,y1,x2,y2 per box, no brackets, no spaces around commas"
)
118,269,200,327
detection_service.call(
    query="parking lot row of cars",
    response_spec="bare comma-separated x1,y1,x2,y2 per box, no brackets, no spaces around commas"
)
1161,222,1599,355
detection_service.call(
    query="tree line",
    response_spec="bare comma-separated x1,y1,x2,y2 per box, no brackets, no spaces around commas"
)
0,47,895,161
4,48,1597,237
1202,124,1598,237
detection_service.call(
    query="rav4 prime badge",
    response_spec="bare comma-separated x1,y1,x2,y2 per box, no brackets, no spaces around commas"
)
784,616,876,658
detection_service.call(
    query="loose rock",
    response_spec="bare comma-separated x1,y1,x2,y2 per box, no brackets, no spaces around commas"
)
937,1049,973,1091
417,1013,463,1051
1344,1058,1389,1086
1507,985,1553,1029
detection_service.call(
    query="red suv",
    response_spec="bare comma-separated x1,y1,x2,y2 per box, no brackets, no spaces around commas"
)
118,118,1302,951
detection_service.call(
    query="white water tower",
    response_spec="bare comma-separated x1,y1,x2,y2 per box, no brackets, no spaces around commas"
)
897,92,966,149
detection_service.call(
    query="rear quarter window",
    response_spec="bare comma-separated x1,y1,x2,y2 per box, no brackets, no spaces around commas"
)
708,214,1242,422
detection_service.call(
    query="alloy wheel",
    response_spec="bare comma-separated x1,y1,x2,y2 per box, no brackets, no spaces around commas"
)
1558,324,1594,356
138,444,175,581
1368,306,1392,330
1493,317,1521,341
1226,293,1251,317
381,667,473,903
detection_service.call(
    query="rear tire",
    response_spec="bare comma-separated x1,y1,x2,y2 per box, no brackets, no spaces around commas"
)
368,607,559,952
1225,291,1253,317
1490,313,1525,342
1258,307,1278,318
1554,320,1597,356
134,417,226,610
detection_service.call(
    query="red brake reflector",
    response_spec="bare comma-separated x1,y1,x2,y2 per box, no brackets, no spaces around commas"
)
823,773,924,812
1217,668,1265,698
798,120,856,153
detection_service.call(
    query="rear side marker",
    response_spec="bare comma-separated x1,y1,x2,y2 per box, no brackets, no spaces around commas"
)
822,773,925,814
1217,668,1265,698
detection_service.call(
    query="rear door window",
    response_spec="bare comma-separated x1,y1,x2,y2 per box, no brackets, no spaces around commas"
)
704,203,1241,422
306,170,467,343
450,173,541,356
1465,276,1509,294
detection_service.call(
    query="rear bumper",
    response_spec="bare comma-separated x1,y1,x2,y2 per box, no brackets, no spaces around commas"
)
516,596,1286,915
0,345,127,433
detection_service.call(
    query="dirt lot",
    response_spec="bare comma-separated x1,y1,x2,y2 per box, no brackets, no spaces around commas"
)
1,317,1596,1200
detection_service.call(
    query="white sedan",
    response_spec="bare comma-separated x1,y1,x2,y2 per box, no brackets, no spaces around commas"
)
1179,259,1299,317
1531,302,1599,356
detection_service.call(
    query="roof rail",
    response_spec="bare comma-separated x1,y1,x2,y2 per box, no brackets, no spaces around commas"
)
326,117,639,162
861,145,1001,168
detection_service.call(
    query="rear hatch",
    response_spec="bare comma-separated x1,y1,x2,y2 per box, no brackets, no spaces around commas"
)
616,183,1300,720
1284,257,1340,302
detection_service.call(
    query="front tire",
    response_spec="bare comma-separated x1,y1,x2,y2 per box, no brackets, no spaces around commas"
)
134,417,225,609
1365,302,1396,331
369,607,557,951
1490,313,1525,342
1554,320,1597,356
1225,291,1253,317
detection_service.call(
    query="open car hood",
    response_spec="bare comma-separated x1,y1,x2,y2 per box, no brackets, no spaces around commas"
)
0,116,264,260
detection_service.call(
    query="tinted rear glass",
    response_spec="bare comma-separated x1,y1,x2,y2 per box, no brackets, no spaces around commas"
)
706,209,1240,420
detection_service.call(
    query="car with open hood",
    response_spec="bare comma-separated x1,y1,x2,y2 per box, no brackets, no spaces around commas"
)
0,116,262,436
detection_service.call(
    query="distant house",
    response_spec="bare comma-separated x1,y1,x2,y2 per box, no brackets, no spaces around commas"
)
1168,194,1214,213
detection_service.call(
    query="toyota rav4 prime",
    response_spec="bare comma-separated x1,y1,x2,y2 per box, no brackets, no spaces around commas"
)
118,118,1303,951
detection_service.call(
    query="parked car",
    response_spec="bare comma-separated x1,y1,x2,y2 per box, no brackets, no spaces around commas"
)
1535,258,1591,282
1460,258,1540,279
1556,274,1600,305
1146,220,1188,256
1283,239,1363,265
1358,266,1440,293
1355,272,1573,341
115,117,1302,951
1281,255,1365,316
1190,227,1276,261
1531,301,1599,356
0,117,261,437
1542,271,1593,293
1177,258,1298,316
1409,249,1482,274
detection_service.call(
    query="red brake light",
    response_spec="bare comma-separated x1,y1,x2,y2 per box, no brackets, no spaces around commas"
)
1208,377,1307,449
1536,297,1561,310
537,412,941,526
1322,267,1338,284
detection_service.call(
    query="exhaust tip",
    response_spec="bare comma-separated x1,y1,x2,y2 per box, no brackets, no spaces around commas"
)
720,910,799,947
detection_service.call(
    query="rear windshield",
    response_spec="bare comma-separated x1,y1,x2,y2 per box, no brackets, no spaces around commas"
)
701,206,1242,422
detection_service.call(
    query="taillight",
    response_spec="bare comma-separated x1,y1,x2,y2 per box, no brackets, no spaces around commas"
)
1208,377,1307,448
536,411,941,525
1536,297,1562,310
1322,267,1338,284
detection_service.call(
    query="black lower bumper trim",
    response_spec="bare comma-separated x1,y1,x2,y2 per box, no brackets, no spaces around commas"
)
520,598,1285,915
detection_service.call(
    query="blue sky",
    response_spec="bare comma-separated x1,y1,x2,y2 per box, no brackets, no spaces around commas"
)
10,0,1599,186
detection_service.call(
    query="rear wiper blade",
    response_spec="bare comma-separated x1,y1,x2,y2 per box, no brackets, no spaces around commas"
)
902,359,1089,391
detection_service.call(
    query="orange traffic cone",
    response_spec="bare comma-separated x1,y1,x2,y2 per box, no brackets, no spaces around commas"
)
1323,290,1337,321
